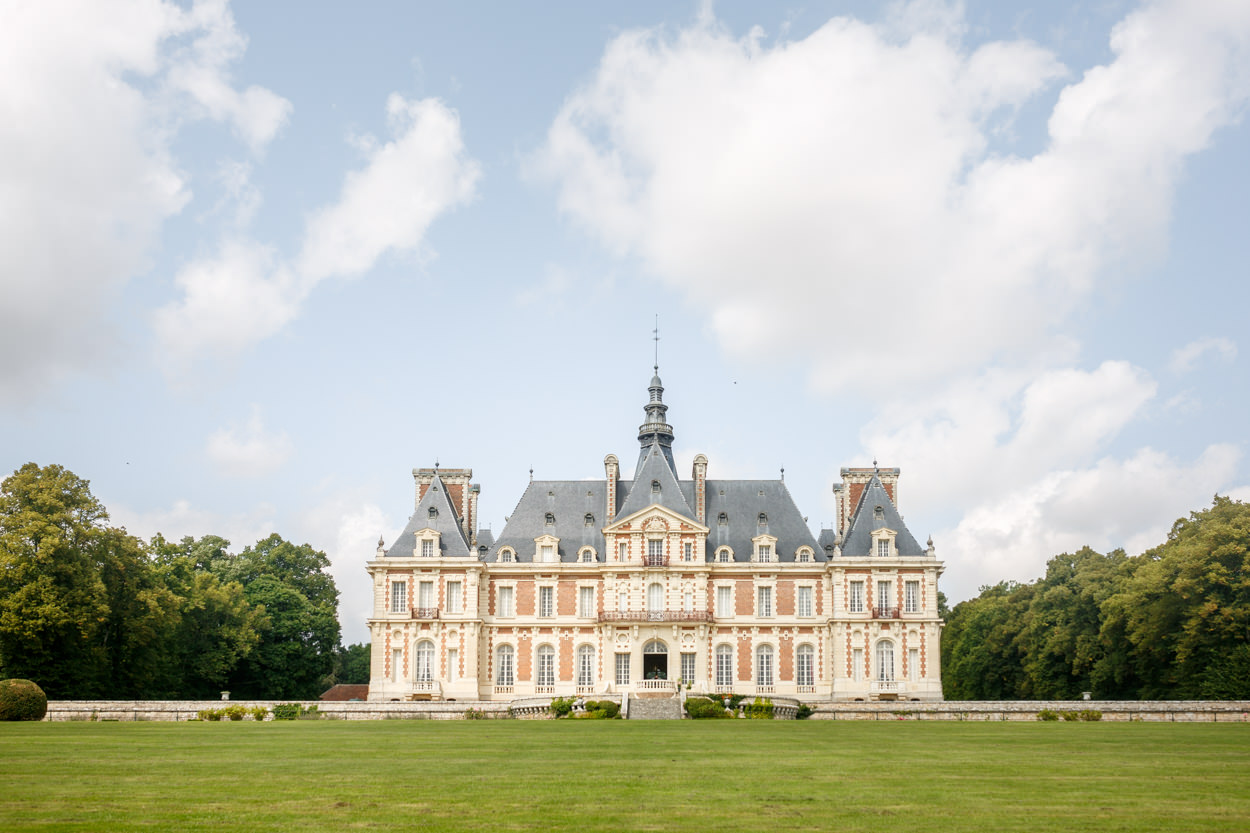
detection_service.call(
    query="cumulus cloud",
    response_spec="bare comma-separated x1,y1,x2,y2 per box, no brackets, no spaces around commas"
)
859,361,1240,600
108,496,279,553
535,0,1250,393
0,0,289,401
155,94,479,368
205,406,294,478
1168,336,1237,373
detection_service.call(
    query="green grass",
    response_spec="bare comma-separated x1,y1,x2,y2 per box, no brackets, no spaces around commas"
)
2,721,1248,831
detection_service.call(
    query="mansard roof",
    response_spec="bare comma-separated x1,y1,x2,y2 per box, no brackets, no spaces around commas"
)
385,472,472,558
616,439,695,520
703,479,822,562
841,472,926,557
488,480,612,562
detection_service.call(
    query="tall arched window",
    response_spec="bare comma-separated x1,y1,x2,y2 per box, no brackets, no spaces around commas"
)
415,640,435,682
715,644,733,688
496,644,514,686
537,644,555,687
796,644,814,688
647,582,664,614
577,644,595,687
756,644,774,687
876,640,895,682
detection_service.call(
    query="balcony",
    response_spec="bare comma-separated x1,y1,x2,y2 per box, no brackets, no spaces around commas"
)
411,607,440,620
643,554,668,567
410,680,441,698
635,679,676,693
598,610,713,623
872,606,901,620
871,680,899,695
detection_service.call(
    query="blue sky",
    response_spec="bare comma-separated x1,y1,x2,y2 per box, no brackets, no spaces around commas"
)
3,0,1247,645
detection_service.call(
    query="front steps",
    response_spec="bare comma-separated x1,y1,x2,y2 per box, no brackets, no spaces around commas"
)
627,694,683,720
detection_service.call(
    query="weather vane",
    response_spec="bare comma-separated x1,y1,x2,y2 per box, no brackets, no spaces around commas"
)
653,314,660,371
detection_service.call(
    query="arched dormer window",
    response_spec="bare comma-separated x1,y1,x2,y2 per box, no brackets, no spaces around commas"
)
545,513,555,526
758,513,767,526
584,513,594,527
499,548,515,563
651,480,661,494
428,507,438,520
717,512,728,526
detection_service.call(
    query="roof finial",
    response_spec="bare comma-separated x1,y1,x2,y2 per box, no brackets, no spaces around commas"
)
780,466,785,482
529,465,534,482
653,314,660,372
434,458,439,471
872,457,878,474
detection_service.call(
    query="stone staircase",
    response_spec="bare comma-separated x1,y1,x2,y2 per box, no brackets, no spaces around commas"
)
627,694,684,720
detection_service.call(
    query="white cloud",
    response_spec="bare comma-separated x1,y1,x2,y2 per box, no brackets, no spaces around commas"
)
155,94,479,367
1168,336,1237,373
108,496,279,554
0,0,289,402
205,405,294,478
536,0,1250,394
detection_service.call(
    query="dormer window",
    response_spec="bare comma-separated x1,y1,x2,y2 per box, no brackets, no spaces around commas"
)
877,539,890,557
797,548,813,563
651,480,661,494
499,548,515,563
718,512,728,525
874,505,885,521
584,513,594,527
757,513,767,526
545,513,555,526
428,507,438,520
421,540,434,558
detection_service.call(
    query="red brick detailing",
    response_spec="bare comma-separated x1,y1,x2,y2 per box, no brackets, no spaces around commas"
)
734,580,753,615
779,637,794,681
517,634,532,681
516,581,535,617
557,581,576,616
737,636,751,682
559,639,573,682
776,580,795,616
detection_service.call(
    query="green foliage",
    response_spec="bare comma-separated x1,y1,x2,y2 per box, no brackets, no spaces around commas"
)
1037,709,1061,721
684,697,730,718
250,706,268,721
0,678,48,721
197,708,224,721
463,707,488,719
943,497,1250,701
549,697,575,717
795,703,814,720
271,703,305,720
334,643,371,686
742,697,774,719
582,700,620,719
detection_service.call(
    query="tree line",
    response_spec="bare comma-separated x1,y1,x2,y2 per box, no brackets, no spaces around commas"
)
942,496,1250,700
0,463,369,700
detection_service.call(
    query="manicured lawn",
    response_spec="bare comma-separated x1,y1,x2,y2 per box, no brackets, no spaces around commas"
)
1,721,1247,831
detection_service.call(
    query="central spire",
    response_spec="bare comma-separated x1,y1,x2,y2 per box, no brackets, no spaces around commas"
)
637,319,676,475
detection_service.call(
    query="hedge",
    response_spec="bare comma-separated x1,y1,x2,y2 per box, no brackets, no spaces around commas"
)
0,679,48,721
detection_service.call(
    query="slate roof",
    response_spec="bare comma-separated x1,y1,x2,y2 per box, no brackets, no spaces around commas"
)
617,439,695,520
841,472,926,557
486,473,822,564
385,472,472,558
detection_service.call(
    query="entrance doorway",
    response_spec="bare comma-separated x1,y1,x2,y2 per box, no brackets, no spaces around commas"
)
642,639,668,680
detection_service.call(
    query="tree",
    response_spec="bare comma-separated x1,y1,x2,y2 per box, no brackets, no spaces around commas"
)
0,464,110,696
941,582,1033,700
335,643,371,685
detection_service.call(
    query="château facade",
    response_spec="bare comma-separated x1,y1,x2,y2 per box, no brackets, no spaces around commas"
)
366,371,944,702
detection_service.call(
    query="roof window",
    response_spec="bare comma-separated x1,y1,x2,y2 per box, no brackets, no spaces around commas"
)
651,480,661,494
718,512,728,525
545,513,555,526
584,513,594,527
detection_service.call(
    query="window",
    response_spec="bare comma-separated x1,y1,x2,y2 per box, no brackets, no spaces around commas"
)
496,644,514,686
578,645,595,687
849,581,864,613
651,479,661,494
905,581,920,613
756,644,774,686
680,652,696,684
391,647,403,683
390,581,407,614
877,539,889,558
909,647,920,681
537,645,555,687
797,586,813,617
682,590,693,612
428,506,438,520
852,647,864,681
718,512,728,525
584,513,594,526
617,587,628,612
578,586,595,618
758,586,773,617
446,581,462,614
683,542,693,562
797,548,812,563
615,653,631,686
758,513,767,526
876,640,895,682
716,586,732,617
540,545,555,563
539,586,554,617
545,513,555,526
579,548,595,563
715,644,733,687
497,586,514,617
647,582,663,614
418,581,434,609
877,581,892,613
499,548,514,563
415,640,434,682
421,539,434,558
717,547,732,563
647,539,664,566
618,541,628,561
797,644,814,687
758,544,772,563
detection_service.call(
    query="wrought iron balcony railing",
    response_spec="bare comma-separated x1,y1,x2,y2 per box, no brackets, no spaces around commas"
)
411,607,440,620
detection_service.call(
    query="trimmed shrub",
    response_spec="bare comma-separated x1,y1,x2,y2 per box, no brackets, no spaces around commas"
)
684,697,730,719
0,679,48,721
1061,710,1080,721
1078,709,1103,722
250,706,269,721
1037,709,1061,721
197,708,224,721
742,697,774,719
272,703,304,720
549,697,575,718
795,703,814,720
583,700,620,719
